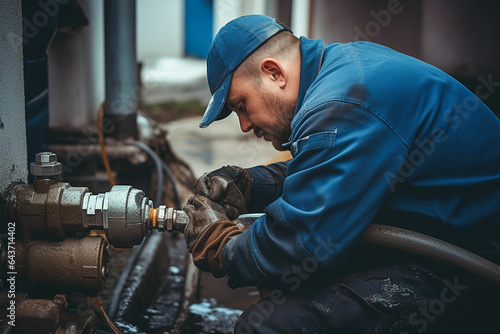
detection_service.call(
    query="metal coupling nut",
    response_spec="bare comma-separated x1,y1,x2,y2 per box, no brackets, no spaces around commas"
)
157,205,166,231
166,207,175,232
82,192,108,229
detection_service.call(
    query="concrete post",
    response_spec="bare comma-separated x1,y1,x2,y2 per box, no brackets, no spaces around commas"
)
0,0,28,196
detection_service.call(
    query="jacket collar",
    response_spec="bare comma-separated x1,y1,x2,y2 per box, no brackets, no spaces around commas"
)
282,37,325,150
295,37,326,115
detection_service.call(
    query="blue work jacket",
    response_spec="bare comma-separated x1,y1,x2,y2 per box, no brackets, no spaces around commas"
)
223,37,500,289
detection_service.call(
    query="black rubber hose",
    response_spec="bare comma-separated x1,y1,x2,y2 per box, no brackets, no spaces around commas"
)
235,214,500,285
160,158,181,209
127,142,163,205
361,224,500,285
128,141,181,208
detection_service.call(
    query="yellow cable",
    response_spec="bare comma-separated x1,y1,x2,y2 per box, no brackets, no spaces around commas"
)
98,102,116,186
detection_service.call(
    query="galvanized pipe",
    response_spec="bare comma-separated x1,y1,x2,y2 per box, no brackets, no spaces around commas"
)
104,0,138,139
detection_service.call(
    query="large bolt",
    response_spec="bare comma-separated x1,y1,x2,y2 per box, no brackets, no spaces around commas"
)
30,152,62,177
36,152,57,163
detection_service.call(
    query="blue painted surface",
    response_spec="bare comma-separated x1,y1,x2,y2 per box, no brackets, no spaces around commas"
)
185,0,213,58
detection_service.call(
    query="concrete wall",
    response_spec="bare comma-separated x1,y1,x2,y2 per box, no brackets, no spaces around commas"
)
0,0,28,194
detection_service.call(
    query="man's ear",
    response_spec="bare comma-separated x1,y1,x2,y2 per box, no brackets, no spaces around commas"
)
260,58,287,88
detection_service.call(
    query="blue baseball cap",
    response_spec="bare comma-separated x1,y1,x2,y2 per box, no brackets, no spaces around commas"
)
199,15,291,128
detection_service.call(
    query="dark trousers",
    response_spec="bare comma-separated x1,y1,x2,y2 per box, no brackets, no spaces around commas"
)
234,253,500,334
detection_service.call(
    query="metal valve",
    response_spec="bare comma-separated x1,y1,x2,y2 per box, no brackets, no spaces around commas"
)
8,152,189,249
81,186,188,247
5,151,189,295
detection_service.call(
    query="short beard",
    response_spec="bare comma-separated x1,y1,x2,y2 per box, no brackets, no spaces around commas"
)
257,89,295,151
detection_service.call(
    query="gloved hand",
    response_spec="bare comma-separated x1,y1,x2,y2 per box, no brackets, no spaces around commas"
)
183,195,243,277
194,165,252,220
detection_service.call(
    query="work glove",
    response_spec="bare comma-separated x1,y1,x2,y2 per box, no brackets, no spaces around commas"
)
183,195,243,278
193,165,253,220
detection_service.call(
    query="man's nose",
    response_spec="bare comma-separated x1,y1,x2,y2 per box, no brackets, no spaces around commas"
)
237,113,253,133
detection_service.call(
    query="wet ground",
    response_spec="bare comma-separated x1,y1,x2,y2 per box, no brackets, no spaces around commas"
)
100,228,260,333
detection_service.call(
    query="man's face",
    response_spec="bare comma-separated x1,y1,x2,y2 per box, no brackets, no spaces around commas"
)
226,74,296,151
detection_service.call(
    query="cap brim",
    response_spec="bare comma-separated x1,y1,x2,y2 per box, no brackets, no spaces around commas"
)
199,74,233,128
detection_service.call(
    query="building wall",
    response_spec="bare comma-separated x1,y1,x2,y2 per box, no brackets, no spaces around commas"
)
137,0,184,59
421,0,500,77
311,0,422,57
49,0,105,128
310,0,500,117
213,0,285,38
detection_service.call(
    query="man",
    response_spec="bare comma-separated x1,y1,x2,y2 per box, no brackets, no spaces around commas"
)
183,15,500,333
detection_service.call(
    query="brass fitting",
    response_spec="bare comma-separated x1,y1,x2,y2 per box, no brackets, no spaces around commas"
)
9,182,89,240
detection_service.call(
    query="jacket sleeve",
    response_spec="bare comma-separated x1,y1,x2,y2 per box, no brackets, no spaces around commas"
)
245,161,289,212
223,101,409,289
